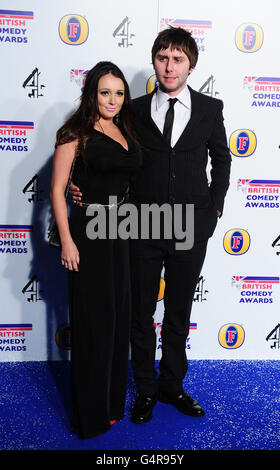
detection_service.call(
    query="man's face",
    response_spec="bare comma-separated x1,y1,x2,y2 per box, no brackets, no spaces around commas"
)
153,45,193,96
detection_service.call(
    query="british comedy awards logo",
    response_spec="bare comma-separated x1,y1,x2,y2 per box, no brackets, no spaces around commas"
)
237,179,280,209
218,324,245,349
160,18,212,52
229,129,257,158
232,276,279,304
59,14,89,45
154,322,197,352
0,120,34,152
243,76,280,108
0,9,33,44
0,324,32,353
223,229,250,255
235,23,263,53
0,225,33,254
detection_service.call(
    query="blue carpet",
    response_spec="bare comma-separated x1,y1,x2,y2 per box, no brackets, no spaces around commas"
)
0,360,279,451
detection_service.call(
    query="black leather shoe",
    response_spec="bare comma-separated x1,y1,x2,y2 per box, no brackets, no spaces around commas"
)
159,391,205,417
130,394,157,424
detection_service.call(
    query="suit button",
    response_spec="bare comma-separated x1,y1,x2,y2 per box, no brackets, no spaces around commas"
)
172,173,176,178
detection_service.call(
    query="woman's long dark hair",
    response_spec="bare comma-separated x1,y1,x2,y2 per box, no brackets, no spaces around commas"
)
55,61,138,155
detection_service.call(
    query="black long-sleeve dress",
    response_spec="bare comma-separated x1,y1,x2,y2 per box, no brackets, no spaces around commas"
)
68,129,141,439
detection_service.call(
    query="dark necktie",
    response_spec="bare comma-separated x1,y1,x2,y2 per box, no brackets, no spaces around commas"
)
162,98,178,145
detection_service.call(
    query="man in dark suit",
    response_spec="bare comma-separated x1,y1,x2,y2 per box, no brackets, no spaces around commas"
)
70,26,231,424
129,26,231,424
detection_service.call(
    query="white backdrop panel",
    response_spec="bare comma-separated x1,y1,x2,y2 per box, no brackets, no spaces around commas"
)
0,0,279,361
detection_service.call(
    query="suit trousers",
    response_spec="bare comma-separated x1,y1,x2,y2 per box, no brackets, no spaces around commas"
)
130,237,208,396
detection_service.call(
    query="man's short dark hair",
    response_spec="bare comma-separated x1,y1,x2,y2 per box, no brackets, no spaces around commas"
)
151,26,198,69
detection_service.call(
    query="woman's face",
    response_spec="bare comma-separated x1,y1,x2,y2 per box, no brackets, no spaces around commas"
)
97,73,125,121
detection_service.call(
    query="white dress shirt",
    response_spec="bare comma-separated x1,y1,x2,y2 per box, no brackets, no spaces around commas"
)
151,86,192,147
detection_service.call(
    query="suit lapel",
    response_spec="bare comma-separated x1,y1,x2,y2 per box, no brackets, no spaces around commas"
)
173,86,202,149
140,89,165,140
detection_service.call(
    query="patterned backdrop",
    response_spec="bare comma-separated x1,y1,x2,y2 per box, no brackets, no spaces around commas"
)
0,0,279,361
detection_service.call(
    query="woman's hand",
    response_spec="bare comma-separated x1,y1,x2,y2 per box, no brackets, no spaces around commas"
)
61,239,80,271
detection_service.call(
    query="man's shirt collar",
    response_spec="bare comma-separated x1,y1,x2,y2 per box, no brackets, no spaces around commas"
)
155,85,191,110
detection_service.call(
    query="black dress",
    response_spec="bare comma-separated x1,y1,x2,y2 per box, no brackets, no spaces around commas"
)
68,129,141,439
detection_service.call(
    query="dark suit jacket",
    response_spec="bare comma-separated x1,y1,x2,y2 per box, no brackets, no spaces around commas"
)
130,86,231,242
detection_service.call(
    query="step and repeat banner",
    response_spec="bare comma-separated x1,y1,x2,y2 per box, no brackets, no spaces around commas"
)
0,0,279,362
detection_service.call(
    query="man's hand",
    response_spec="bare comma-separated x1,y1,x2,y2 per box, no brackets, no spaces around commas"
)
70,182,82,203
217,210,221,217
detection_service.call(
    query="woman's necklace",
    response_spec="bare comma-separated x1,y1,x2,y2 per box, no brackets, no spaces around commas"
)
96,120,117,135
96,120,105,134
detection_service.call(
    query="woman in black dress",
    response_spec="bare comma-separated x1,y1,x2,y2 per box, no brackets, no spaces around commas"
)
50,62,141,439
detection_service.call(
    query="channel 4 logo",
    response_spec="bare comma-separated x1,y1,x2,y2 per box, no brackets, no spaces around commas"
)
223,229,250,255
229,129,257,158
59,14,89,45
235,23,263,53
219,324,245,349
